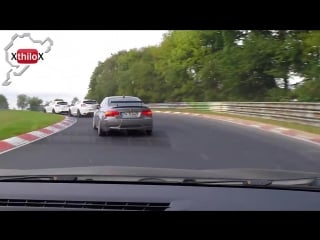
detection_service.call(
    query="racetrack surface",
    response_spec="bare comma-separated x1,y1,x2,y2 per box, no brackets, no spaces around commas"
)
0,112,320,171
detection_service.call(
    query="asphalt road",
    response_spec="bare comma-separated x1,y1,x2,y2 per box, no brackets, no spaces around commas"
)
0,113,320,171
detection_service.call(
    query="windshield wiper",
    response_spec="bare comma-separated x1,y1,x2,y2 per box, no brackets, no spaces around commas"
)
0,175,319,190
181,178,273,186
0,175,77,182
182,177,320,190
138,177,273,186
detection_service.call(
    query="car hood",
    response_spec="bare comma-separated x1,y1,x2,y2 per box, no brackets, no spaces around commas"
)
0,166,319,180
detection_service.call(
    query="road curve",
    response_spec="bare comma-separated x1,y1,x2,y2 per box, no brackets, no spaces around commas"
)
0,112,320,171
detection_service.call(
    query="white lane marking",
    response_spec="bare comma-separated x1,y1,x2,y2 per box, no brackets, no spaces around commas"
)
58,123,69,127
44,126,60,132
53,123,66,128
269,131,320,147
3,137,29,146
28,131,49,138
251,125,263,128
275,127,288,131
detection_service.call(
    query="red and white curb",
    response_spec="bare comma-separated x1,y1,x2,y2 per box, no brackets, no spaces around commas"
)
155,110,320,147
0,117,77,155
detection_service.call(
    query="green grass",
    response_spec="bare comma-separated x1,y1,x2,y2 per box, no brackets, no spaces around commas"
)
0,110,64,140
154,108,320,135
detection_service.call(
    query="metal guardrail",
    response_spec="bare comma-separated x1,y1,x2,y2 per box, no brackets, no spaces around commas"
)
148,102,320,127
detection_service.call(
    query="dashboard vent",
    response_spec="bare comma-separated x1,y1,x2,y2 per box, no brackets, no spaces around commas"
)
0,199,170,211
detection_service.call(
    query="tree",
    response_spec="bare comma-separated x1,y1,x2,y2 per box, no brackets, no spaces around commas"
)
17,94,29,110
28,97,43,111
293,31,320,101
0,94,9,109
71,97,79,105
295,80,320,101
86,30,320,102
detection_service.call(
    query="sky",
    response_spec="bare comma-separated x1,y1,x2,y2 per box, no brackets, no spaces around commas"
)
0,30,168,109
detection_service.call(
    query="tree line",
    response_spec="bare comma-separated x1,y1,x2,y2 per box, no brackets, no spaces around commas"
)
86,30,320,103
0,95,81,111
0,94,46,110
0,94,9,109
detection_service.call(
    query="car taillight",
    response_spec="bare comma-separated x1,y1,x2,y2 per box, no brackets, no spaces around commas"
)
141,109,152,117
105,110,119,117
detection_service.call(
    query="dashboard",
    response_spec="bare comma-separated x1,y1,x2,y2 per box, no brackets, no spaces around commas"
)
0,181,320,210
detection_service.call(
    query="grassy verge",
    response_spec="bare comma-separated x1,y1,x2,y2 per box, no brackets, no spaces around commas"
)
0,110,64,140
154,108,320,135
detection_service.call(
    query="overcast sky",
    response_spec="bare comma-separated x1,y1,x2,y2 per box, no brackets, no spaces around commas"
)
0,30,168,109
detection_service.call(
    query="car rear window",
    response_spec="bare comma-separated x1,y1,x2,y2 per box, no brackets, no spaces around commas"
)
57,102,68,105
109,98,142,107
83,100,97,104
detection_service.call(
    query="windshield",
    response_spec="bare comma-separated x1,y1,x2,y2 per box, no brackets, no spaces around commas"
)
1,30,320,189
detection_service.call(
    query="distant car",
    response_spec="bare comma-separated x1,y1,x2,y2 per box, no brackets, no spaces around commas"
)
69,99,99,118
44,100,69,114
92,96,153,136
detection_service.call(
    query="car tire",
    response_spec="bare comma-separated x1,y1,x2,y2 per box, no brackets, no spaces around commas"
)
146,130,152,136
68,110,72,116
97,121,105,136
77,110,82,118
92,118,97,130
52,109,56,114
43,109,47,113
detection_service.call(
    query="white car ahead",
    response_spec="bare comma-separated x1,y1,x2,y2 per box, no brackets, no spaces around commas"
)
44,100,69,114
69,99,99,117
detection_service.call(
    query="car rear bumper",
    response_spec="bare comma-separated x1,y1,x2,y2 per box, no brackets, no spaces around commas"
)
100,118,153,131
56,110,69,114
80,109,97,115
